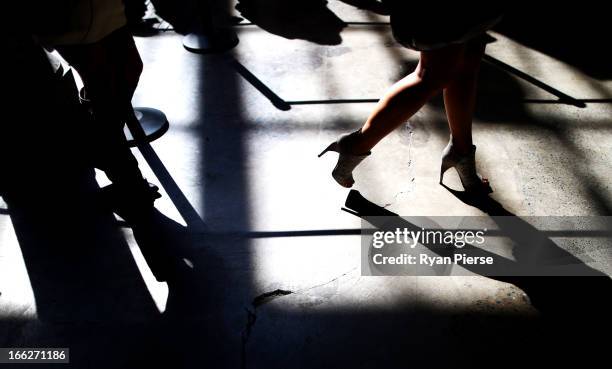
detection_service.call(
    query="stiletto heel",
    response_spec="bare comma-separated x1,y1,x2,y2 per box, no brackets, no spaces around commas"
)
439,159,452,184
439,141,492,194
318,142,338,157
319,130,370,188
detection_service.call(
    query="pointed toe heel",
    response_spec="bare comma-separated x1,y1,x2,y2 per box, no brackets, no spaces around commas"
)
319,130,370,188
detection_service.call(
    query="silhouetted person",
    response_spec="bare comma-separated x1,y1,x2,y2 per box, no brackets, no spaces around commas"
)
35,0,160,221
319,4,504,194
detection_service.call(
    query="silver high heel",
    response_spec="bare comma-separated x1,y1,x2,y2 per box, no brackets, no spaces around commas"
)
318,130,371,188
439,141,492,193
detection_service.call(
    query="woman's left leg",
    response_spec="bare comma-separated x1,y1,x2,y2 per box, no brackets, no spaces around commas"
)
442,38,486,155
439,38,491,192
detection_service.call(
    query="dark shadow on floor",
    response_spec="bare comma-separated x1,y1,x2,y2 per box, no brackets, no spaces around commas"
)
346,188,609,277
235,0,346,45
0,34,237,369
0,40,162,366
494,8,612,81
149,0,198,33
238,189,607,367
339,0,389,15
337,189,611,364
441,186,612,319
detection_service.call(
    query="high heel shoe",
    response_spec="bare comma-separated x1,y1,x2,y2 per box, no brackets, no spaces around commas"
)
439,141,492,194
318,130,371,188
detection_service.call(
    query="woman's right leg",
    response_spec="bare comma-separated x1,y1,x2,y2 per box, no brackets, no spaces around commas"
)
347,44,466,154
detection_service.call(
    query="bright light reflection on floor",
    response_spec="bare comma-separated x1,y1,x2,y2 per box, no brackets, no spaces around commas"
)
121,229,169,313
0,216,38,319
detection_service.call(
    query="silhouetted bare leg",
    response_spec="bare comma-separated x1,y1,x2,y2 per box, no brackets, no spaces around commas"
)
443,39,486,155
348,44,466,154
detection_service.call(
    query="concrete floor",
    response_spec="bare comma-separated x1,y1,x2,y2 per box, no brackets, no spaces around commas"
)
1,1,612,368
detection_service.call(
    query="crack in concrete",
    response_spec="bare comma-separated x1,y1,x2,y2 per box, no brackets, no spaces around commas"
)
383,189,412,208
252,289,294,308
291,267,358,295
239,268,358,368
241,307,257,369
384,125,415,208
241,289,294,369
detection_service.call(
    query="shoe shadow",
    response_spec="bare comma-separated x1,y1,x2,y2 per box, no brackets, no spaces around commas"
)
439,186,612,319
344,189,612,321
439,183,513,216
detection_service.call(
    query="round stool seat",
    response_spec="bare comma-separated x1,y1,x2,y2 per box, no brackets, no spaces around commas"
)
124,107,169,147
182,29,239,54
